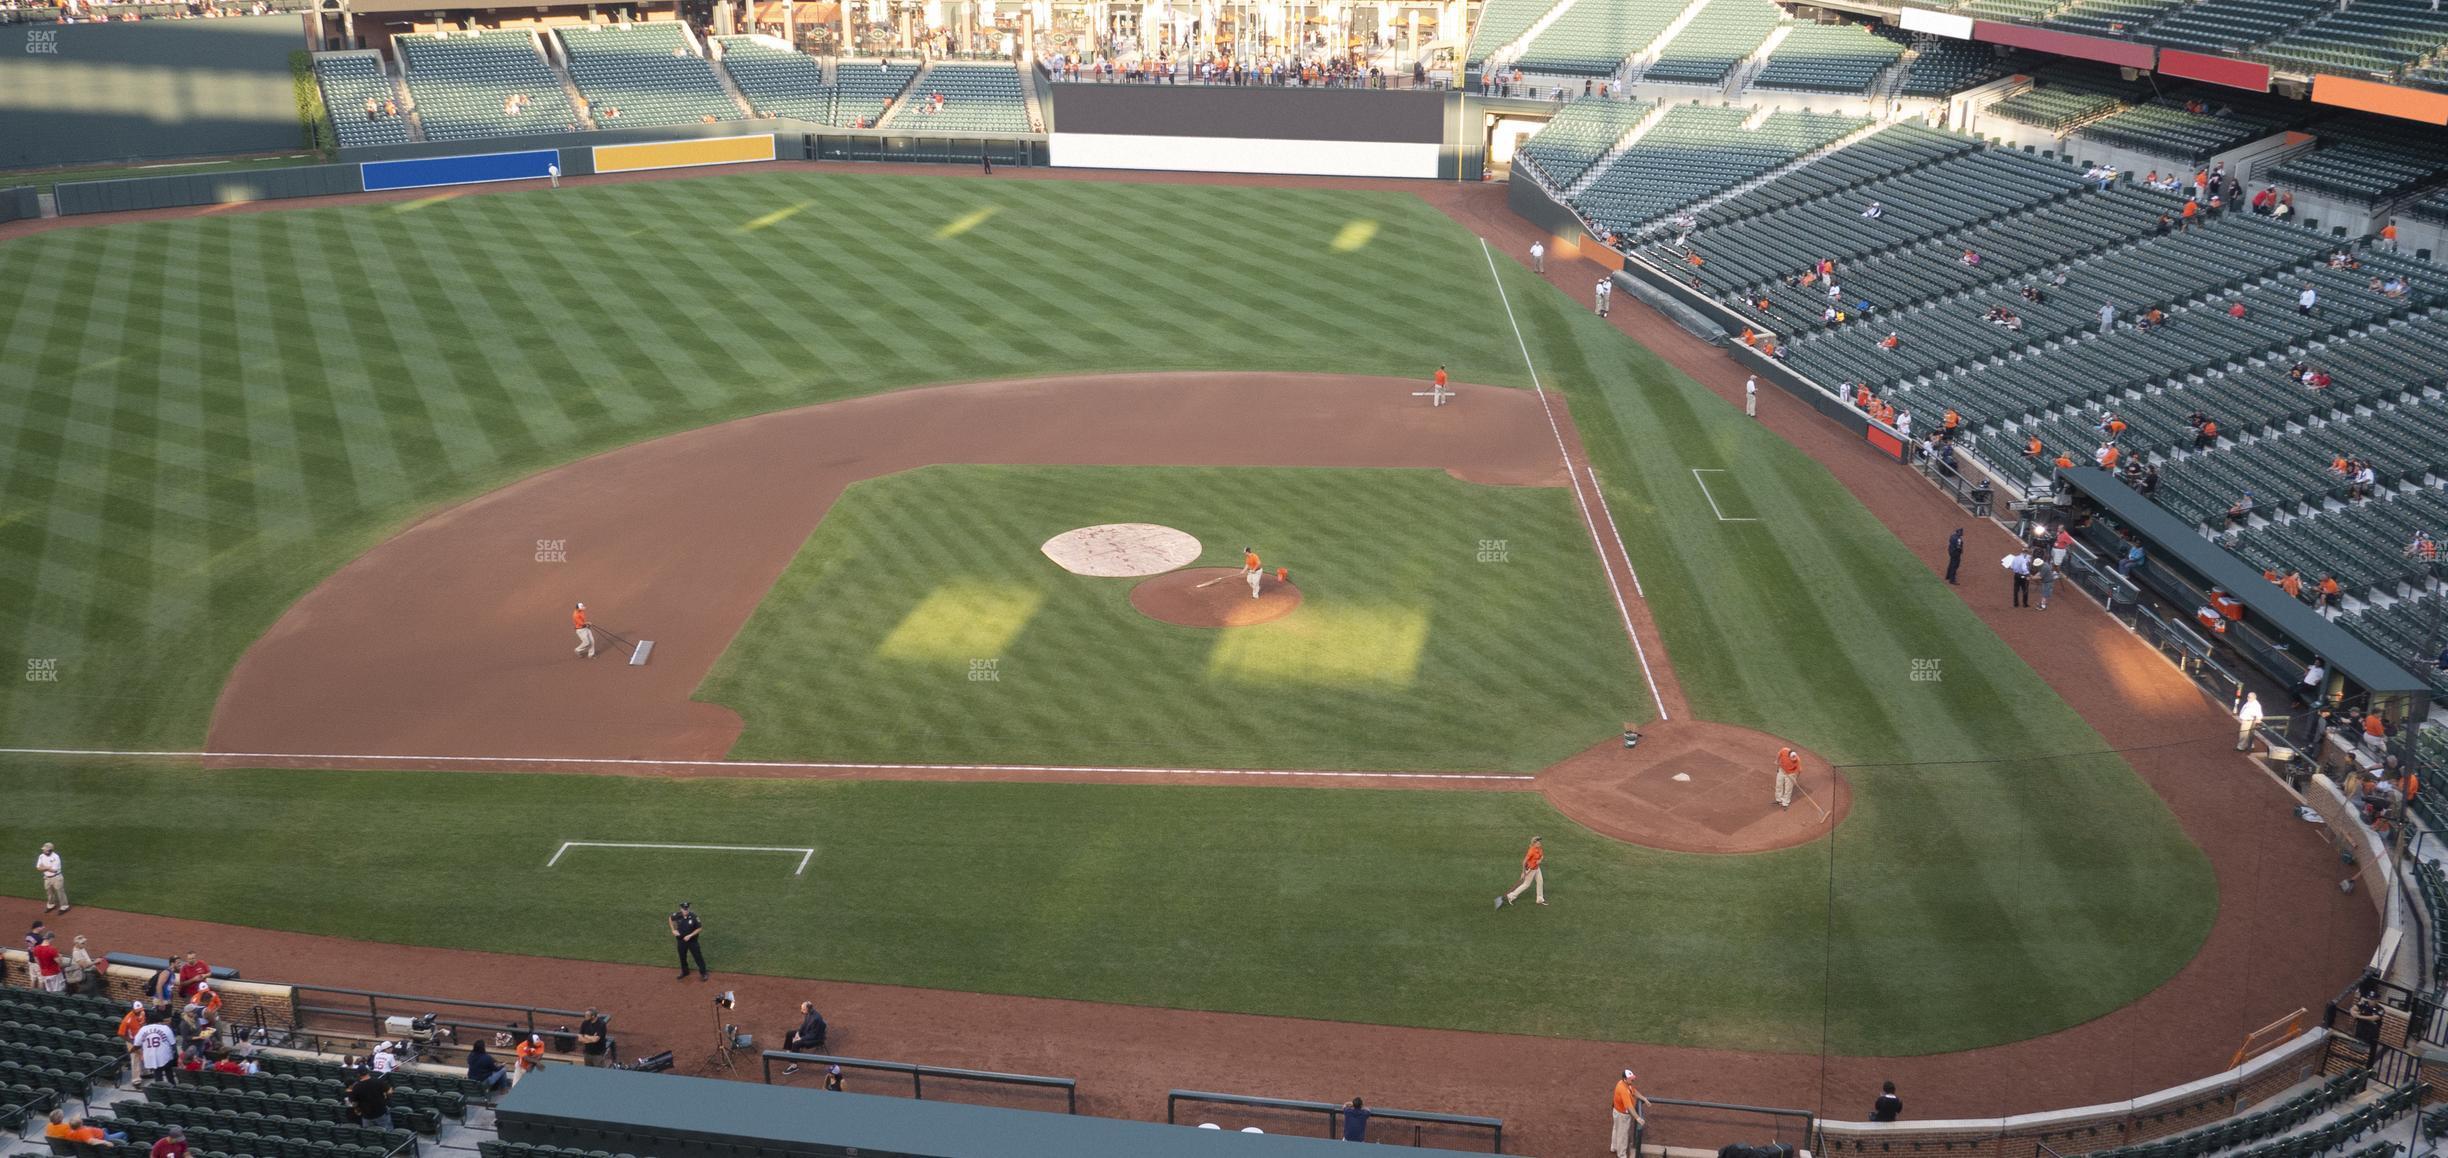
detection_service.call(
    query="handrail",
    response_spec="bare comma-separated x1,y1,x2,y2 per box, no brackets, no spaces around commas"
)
757,1050,1076,1114
1165,1088,1504,1151
1632,1095,1816,1158
289,983,589,1044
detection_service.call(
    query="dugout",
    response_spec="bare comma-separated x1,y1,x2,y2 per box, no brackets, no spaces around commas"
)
2054,466,2432,725
498,1065,1513,1157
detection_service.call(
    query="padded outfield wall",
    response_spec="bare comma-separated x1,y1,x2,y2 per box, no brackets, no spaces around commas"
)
1048,84,1456,179
0,15,305,168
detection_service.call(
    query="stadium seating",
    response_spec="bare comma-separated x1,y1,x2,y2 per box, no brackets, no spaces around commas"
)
313,54,412,148
1750,23,1906,93
554,23,741,128
1896,37,2020,96
1650,146,2091,300
1516,97,1656,187
713,36,832,122
2045,0,2190,37
1643,0,1782,85
832,59,918,126
2234,486,2448,594
2076,1069,2372,1158
2251,0,2448,79
1956,0,2058,24
2078,97,2299,162
1986,64,2146,134
399,31,585,142
2139,0,2329,55
2267,125,2447,204
1515,0,1686,76
894,62,1032,133
1697,121,1978,224
1573,108,1866,233
1468,0,1562,68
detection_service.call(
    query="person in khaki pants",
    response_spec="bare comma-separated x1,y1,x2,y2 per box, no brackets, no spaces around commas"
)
1611,1069,1647,1158
35,843,67,913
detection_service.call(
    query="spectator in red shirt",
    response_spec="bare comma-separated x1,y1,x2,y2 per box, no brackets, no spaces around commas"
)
149,1126,189,1158
175,952,211,1002
30,932,65,994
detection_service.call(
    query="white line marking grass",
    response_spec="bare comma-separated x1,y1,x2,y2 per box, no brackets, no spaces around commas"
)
1690,469,1758,523
548,841,815,876
1479,239,1670,721
0,748,1534,782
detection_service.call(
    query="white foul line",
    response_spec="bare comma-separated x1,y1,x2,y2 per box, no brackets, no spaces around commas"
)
1690,469,1758,523
549,841,815,876
0,747,1534,782
1478,238,1670,722
1584,466,1645,599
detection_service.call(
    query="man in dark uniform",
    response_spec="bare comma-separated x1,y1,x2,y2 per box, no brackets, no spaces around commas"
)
670,903,708,981
1945,529,1964,585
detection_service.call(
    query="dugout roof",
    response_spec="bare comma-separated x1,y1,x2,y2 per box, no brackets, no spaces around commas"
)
2060,466,2430,700
498,1065,1500,1157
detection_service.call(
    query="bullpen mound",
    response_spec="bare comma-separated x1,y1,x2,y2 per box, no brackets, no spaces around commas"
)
1130,567,1304,627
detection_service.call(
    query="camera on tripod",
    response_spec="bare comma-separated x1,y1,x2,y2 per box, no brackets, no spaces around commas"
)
381,1013,445,1042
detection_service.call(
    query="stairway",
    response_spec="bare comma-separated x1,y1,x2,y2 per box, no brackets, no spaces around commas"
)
1728,24,1793,96
536,29,594,127
701,37,758,119
387,58,428,142
1485,0,1582,73
1626,0,1715,79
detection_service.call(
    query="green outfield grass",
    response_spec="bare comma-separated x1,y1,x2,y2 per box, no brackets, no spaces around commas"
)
0,170,2216,1055
698,465,1636,771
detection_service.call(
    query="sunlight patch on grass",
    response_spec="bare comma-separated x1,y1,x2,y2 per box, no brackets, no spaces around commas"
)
384,194,462,215
1206,603,1429,688
738,200,815,233
874,581,1045,663
1330,219,1380,252
934,205,1001,240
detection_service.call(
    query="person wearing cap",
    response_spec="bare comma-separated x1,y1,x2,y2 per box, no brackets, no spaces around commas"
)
346,1065,393,1129
34,842,67,913
670,902,708,981
1497,836,1545,908
66,934,100,996
118,1001,149,1080
150,1124,190,1158
1611,1069,1646,1158
823,1064,845,1092
513,1033,545,1086
573,602,596,658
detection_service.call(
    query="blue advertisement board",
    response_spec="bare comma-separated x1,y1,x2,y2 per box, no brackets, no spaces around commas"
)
360,149,559,192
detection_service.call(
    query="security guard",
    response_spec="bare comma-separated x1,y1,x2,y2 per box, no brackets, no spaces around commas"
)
669,902,708,981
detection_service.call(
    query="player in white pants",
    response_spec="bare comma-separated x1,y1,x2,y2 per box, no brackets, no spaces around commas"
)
1243,548,1264,599
1773,746,1801,808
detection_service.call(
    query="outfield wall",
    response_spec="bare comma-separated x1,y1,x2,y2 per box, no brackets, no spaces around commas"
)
53,160,361,215
1047,85,1450,178
0,186,35,223
0,15,305,168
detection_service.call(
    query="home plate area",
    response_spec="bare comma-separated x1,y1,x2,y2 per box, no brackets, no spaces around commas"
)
1535,720,1850,854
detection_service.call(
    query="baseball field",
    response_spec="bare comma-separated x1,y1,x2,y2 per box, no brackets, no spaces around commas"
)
0,168,2219,1062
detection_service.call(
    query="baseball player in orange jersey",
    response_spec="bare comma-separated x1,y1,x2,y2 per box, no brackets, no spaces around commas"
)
1242,547,1265,599
573,602,596,658
1496,836,1545,908
1774,745,1801,808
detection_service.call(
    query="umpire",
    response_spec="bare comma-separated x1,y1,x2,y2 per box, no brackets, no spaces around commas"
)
670,902,709,981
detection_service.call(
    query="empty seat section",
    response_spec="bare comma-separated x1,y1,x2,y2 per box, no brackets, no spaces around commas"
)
1898,37,2019,96
833,59,917,125
715,35,832,121
314,53,411,148
1750,22,1905,93
896,62,1031,132
1516,0,1688,76
1516,97,1655,186
400,30,584,141
1572,107,1864,232
2252,0,2448,78
555,23,741,128
1468,0,1564,70
1644,0,1781,85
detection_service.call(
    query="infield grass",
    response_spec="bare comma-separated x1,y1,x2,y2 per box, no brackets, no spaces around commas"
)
0,170,2217,1055
698,465,1636,771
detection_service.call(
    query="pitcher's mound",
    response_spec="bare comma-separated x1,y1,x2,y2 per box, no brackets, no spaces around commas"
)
1042,523,1202,577
1539,720,1850,854
1130,568,1304,627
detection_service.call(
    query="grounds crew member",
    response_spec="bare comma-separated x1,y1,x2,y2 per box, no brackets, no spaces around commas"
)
1243,547,1266,599
1611,1069,1646,1158
35,842,66,913
1774,745,1802,809
1497,836,1545,908
573,602,596,659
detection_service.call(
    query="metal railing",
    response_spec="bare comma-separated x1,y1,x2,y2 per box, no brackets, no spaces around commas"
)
1165,1089,1503,1152
758,1051,1076,1113
288,984,591,1051
1632,1096,1815,1158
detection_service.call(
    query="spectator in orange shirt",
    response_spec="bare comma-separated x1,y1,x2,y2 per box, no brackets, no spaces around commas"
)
2316,574,2342,614
513,1034,546,1086
2364,712,2390,754
1496,837,1545,908
46,1111,123,1145
1610,1070,1647,1158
